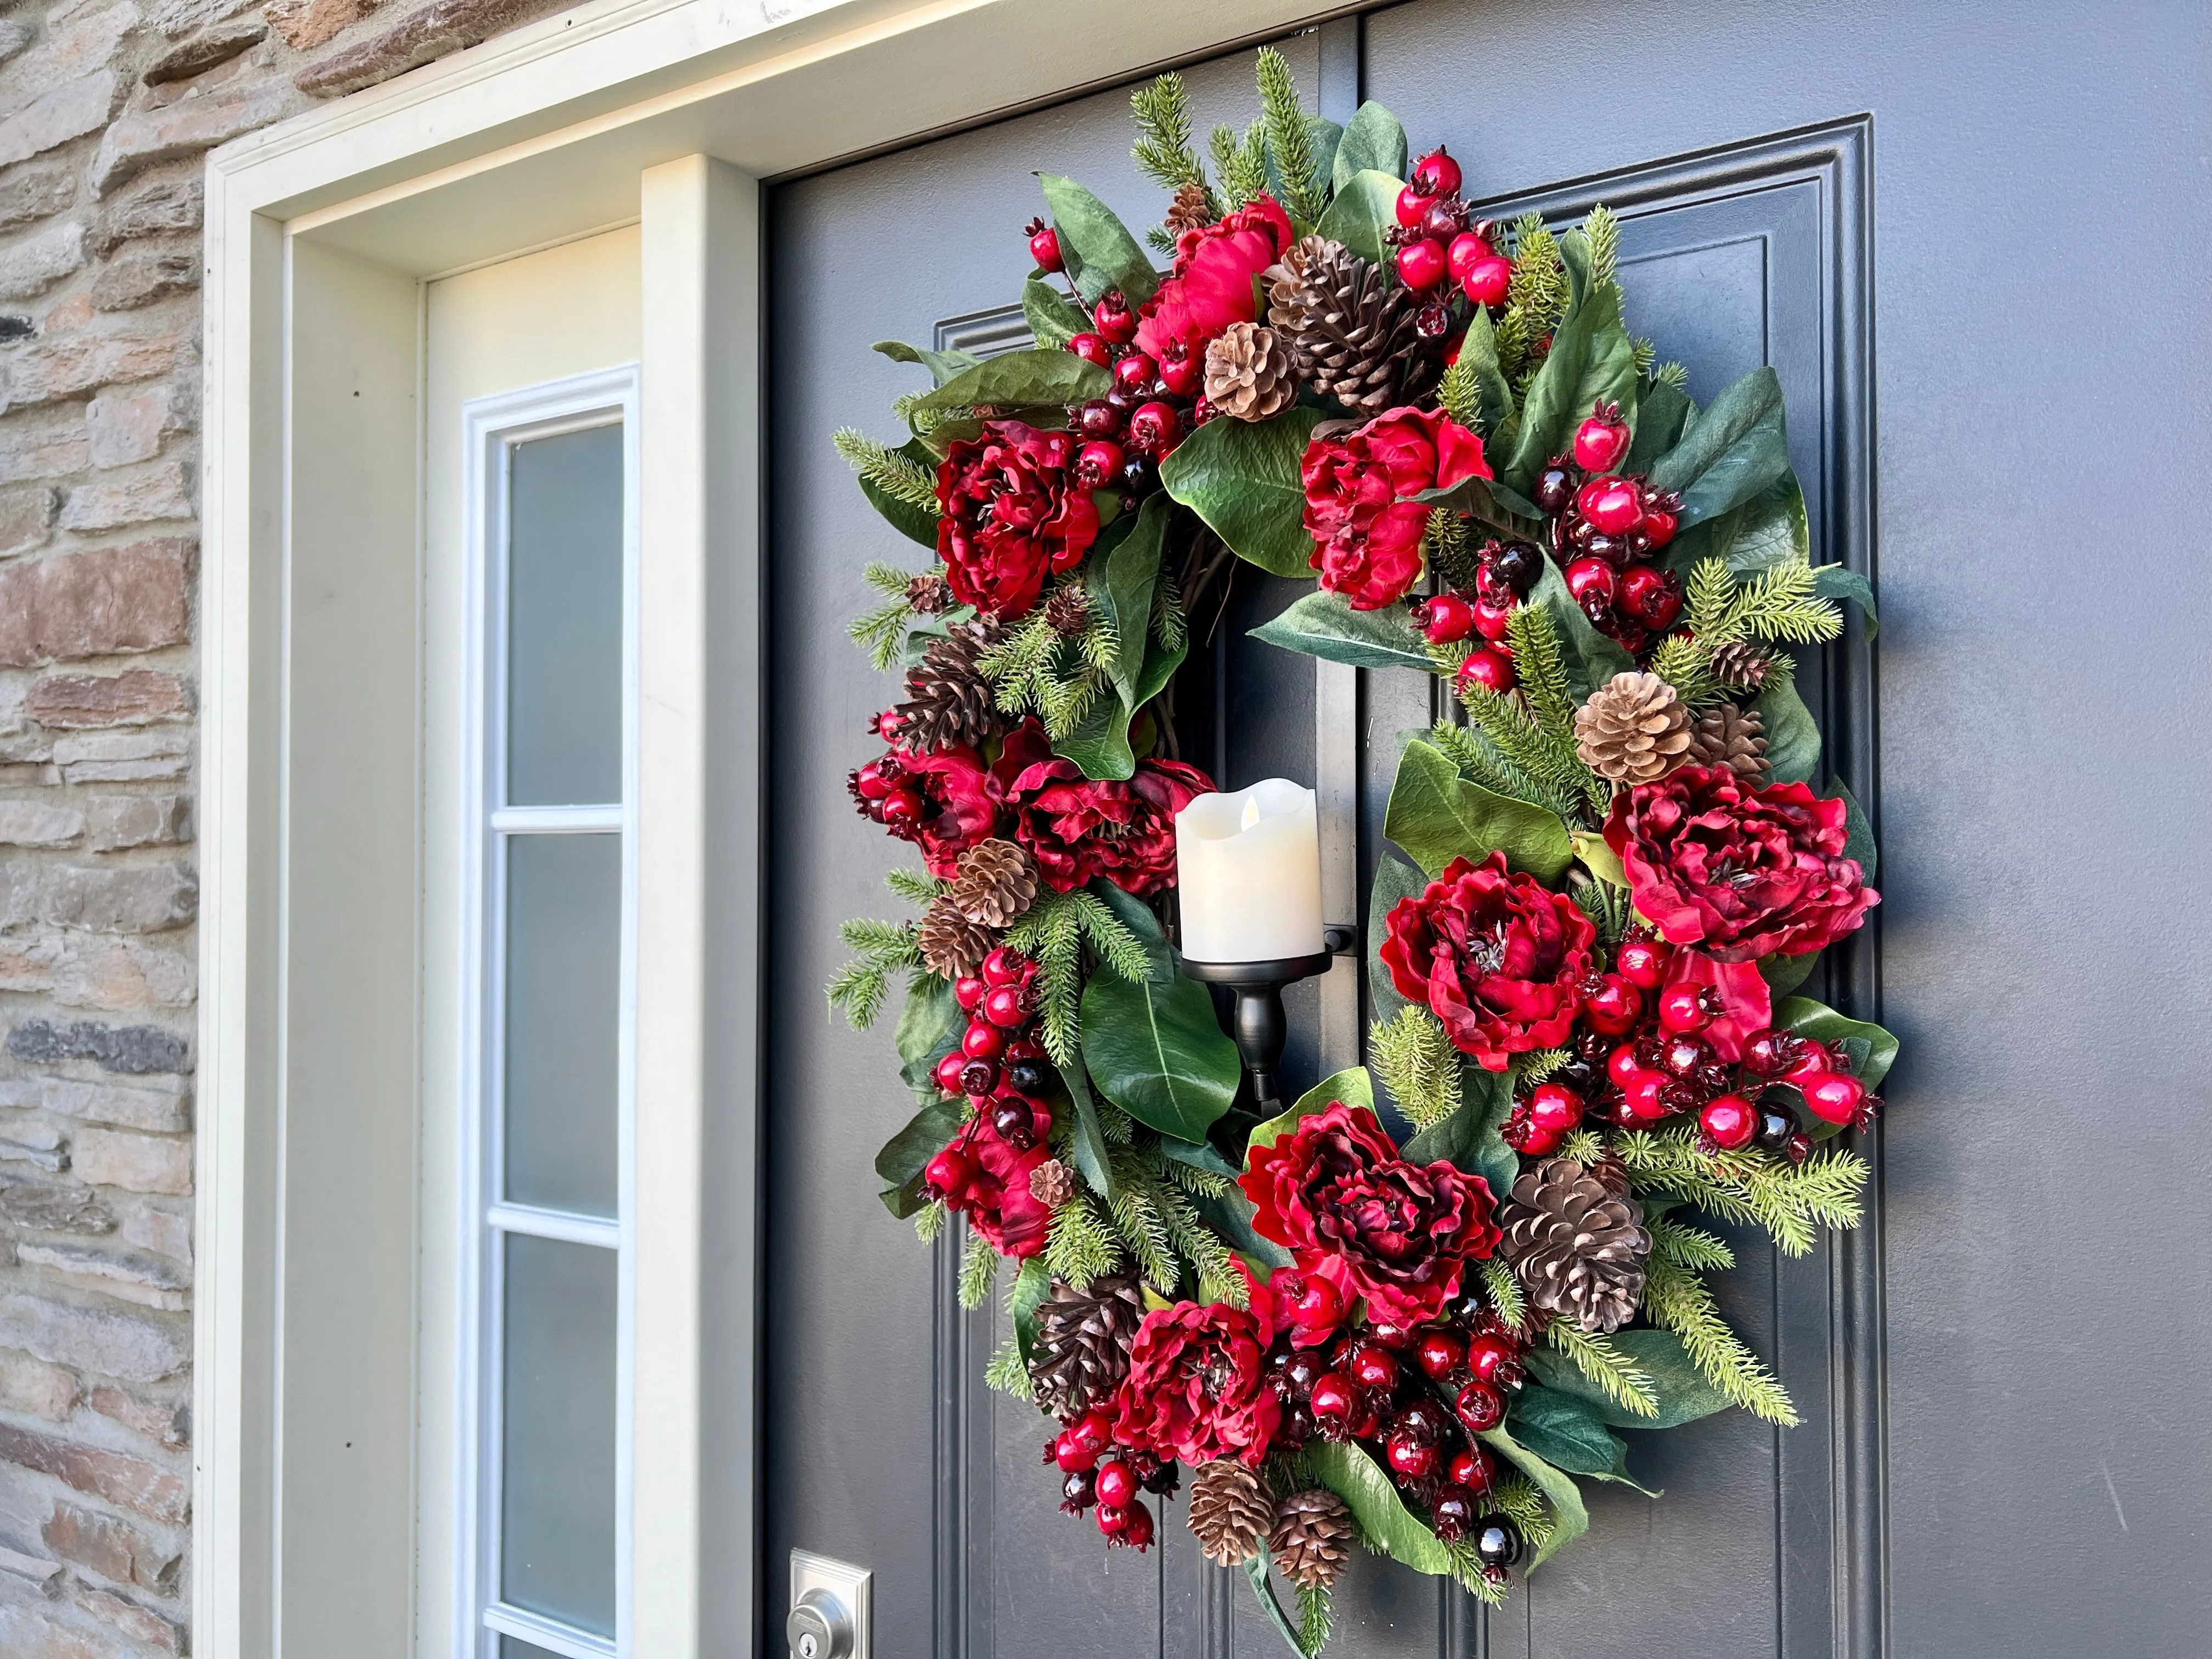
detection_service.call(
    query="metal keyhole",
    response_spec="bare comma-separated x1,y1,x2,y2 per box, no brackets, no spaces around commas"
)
786,1587,852,1659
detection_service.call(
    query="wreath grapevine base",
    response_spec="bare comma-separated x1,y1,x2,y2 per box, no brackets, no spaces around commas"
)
830,52,1889,1655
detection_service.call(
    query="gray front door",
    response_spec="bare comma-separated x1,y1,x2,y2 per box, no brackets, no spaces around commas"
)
761,4,2211,1656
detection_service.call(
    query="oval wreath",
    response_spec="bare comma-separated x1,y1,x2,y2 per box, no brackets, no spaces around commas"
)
829,49,1889,1654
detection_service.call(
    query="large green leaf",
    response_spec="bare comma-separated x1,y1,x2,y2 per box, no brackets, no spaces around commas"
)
1333,101,1407,191
1049,1057,1115,1197
1776,995,1897,1091
1384,738,1573,883
1056,627,1186,781
1814,564,1879,637
1085,494,1168,707
1249,588,1433,672
1021,277,1088,349
1506,1385,1646,1489
1478,1426,1590,1568
1313,168,1404,266
1828,775,1877,881
1367,845,1429,1023
857,434,941,549
873,1093,963,1219
1011,1256,1052,1366
872,338,983,386
1243,1555,1312,1659
894,973,964,1103
1504,279,1639,493
1759,949,1821,998
1080,886,1242,1142
1451,306,1516,446
1523,1328,1734,1430
1752,656,1821,784
1528,557,1634,699
1160,406,1323,577
1625,377,1693,474
913,347,1109,414
1308,1440,1454,1575
1248,1066,1373,1157
1401,1063,1516,1201
1037,173,1159,307
1647,365,1790,530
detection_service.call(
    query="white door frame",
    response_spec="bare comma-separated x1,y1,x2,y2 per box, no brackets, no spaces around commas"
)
196,2,1339,1653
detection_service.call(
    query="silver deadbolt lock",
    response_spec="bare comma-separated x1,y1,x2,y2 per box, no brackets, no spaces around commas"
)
790,1549,870,1659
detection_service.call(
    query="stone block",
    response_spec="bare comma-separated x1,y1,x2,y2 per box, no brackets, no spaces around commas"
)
0,539,192,665
0,1602,106,1659
1,325,189,410
86,1386,187,1451
0,1544,63,1589
0,1421,189,1521
267,0,380,51
0,163,75,232
149,0,263,35
0,1182,115,1233
5,1019,189,1074
70,1128,190,1195
49,935,198,1010
87,172,200,259
0,407,91,483
0,74,116,172
0,802,82,848
93,77,291,196
0,24,26,66
26,669,188,727
89,245,197,312
297,0,534,97
145,17,268,83
43,1076,189,1133
0,484,55,558
85,794,190,851
44,1498,183,1592
17,1240,189,1311
0,1292,186,1382
71,1583,183,1654
27,862,197,933
0,6,137,120
84,385,173,467
0,223,83,302
0,1348,79,1420
57,464,192,532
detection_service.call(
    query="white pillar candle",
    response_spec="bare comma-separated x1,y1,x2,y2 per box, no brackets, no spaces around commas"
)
1175,780,1325,964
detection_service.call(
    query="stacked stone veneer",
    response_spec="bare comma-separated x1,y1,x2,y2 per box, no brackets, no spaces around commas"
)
0,0,587,1650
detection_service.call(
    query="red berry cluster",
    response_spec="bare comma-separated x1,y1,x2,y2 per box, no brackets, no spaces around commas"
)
1531,404,1685,653
1391,148,1513,313
1412,537,1545,698
921,948,1056,1197
1497,930,1880,1161
1048,1412,1178,1551
1264,1281,1525,1577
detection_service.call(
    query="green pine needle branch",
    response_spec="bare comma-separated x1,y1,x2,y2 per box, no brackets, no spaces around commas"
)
884,866,945,908
1489,1471,1556,1554
1503,602,1581,749
1641,1255,1799,1425
980,594,1117,741
1427,716,1581,821
1369,1006,1462,1131
1045,1190,1122,1291
1581,202,1621,292
1546,1318,1660,1417
1152,571,1189,652
1458,680,1608,822
914,1200,948,1245
833,426,938,510
825,917,922,1029
984,1332,1034,1400
1107,1170,1179,1296
1567,872,1629,946
958,1227,999,1310
1422,507,1486,595
1652,559,1841,705
1297,1582,1335,1651
1560,1127,1606,1165
1480,1256,1529,1333
1651,1215,1736,1272
848,560,926,672
1613,1125,1867,1257
1651,360,1690,391
1517,1047,1571,1084
1496,215,1568,388
1149,1172,1245,1308
1131,73,1216,205
1445,1540,1510,1606
1211,122,1269,208
1254,48,1326,225
1437,358,1483,435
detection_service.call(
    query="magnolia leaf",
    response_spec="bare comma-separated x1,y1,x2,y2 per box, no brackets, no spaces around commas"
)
1776,995,1898,1091
1332,101,1407,191
1753,657,1821,785
1080,886,1242,1142
857,434,941,550
1249,1066,1374,1157
1571,830,1627,887
1759,950,1821,998
872,338,983,386
1160,406,1323,576
1524,1329,1733,1430
1308,1440,1455,1575
1050,1057,1115,1197
1011,1256,1052,1364
1506,1384,1650,1492
913,347,1110,414
1055,624,1186,782
1086,494,1168,707
873,1093,963,1218
1367,845,1429,1024
1313,168,1404,266
1626,377,1693,474
1478,1426,1590,1568
1401,1064,1515,1201
1249,588,1434,672
1829,775,1877,881
1243,1555,1310,1659
894,974,964,1102
1814,564,1879,637
1529,557,1634,699
1647,365,1791,529
1452,306,1516,442
1021,277,1089,349
1038,173,1159,307
1384,737,1573,882
1504,279,1638,493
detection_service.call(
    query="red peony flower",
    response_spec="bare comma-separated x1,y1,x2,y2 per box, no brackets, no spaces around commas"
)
934,420,1100,620
1110,1287,1279,1468
854,742,1002,878
1240,1101,1500,1327
1604,764,1879,962
1380,851,1598,1069
934,1114,1051,1259
1302,405,1490,609
1002,751,1215,896
1134,196,1295,368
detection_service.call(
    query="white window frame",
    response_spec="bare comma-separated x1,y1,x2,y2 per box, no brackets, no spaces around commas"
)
458,367,643,1659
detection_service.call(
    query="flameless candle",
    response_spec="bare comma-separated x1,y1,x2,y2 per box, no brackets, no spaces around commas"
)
1174,780,1325,964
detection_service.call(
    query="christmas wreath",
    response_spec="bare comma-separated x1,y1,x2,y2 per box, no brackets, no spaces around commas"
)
830,50,1888,1654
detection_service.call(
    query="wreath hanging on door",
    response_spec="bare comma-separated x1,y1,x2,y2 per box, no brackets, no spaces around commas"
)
828,50,1888,1654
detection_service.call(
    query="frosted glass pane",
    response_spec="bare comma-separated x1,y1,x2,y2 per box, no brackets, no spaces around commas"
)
507,423,623,806
499,1639,567,1659
501,1233,617,1635
504,834,619,1216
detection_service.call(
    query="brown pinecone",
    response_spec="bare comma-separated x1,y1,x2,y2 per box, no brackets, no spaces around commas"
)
1028,1158,1078,1209
1029,1273,1146,1419
906,571,951,614
1043,582,1090,635
1270,1488,1355,1591
948,838,1039,928
1188,1460,1272,1567
915,895,995,980
1498,1158,1652,1335
1574,671,1694,785
1263,237,1439,414
1164,181,1215,235
1707,639,1774,693
1203,321,1296,422
894,619,1002,753
1687,703,1769,781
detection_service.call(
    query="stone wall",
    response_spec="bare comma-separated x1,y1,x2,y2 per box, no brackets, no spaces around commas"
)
0,0,583,1650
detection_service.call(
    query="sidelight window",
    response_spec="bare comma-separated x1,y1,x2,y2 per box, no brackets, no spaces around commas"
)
458,369,640,1659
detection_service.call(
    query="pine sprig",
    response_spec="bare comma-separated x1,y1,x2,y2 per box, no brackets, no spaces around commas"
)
1560,1127,1606,1165
1149,1175,1245,1308
847,561,926,671
1068,890,1149,980
1297,1582,1335,1652
1045,1191,1122,1291
1458,682,1607,821
1151,571,1188,652
1489,1472,1556,1554
833,427,938,510
984,1331,1035,1400
980,597,1115,741
1005,892,1085,1064
1504,602,1579,745
1641,1255,1799,1425
825,918,922,1029
1652,360,1690,391
1445,1540,1510,1606
1496,215,1568,388
1428,717,1580,820
1254,48,1326,225
884,867,945,908
915,1200,948,1245
1613,1125,1867,1257
1568,874,1628,945
1480,1256,1528,1332
1211,122,1269,207
1581,203,1621,293
1422,507,1486,594
1108,1178,1178,1296
1545,1319,1660,1418
1131,73,1215,203
1437,358,1483,434
959,1228,1000,1310
1159,1156,1231,1200
1517,1047,1571,1083
1654,559,1841,704
1651,1215,1735,1272
1369,1006,1462,1130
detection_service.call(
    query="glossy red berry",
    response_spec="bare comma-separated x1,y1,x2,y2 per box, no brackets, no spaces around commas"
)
1573,403,1632,473
1457,646,1516,696
1116,1500,1155,1551
1533,461,1576,514
1409,146,1463,198
1366,1321,1418,1351
981,947,1024,986
1453,1380,1505,1433
1029,226,1063,275
1607,1042,1645,1090
1395,183,1430,227
953,974,989,1012
1658,984,1718,1034
962,1020,1006,1060
1290,1273,1344,1331
1471,599,1515,643
1463,1332,1521,1390
1801,1071,1868,1126
1420,195,1467,241
1092,290,1137,344
1615,938,1669,991
1093,1501,1128,1535
1460,255,1513,307
934,1049,968,1094
1309,1372,1355,1420
923,1145,972,1197
1699,1093,1758,1150
1640,506,1678,548
1418,592,1476,644
1620,563,1684,629
1490,540,1544,596
851,759,896,802
1156,342,1202,398
1741,1029,1793,1077
1386,1432,1440,1481
1582,973,1642,1035
1577,475,1645,535
1564,555,1617,606
877,787,923,830
1447,1445,1496,1493
1621,1067,1673,1122
1397,238,1448,291
1528,1081,1583,1135
1126,400,1181,458
1446,232,1492,283
1430,1485,1476,1541
957,1058,998,1098
1661,1032,1713,1079
1785,1045,1836,1085
1074,439,1124,488
1060,1468,1096,1511
1348,1344,1400,1393
1068,332,1112,368
991,1098,1038,1150
981,984,1027,1029
1417,1330,1466,1380
1093,1459,1137,1508
1112,352,1158,395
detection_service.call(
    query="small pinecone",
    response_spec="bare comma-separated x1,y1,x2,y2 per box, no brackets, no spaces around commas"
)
1028,1158,1078,1209
894,619,1001,753
1043,582,1090,635
1498,1158,1652,1335
1029,1273,1146,1420
1707,639,1773,693
1270,1488,1355,1592
949,838,1039,928
1188,1460,1272,1567
1265,237,1438,414
1687,703,1769,781
916,895,995,980
1164,181,1215,236
906,571,952,614
1574,671,1694,785
1203,321,1297,422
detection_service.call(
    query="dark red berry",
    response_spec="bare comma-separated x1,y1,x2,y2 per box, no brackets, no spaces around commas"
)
1068,332,1112,368
1420,196,1466,242
1621,563,1684,628
1471,1516,1522,1569
1413,301,1453,339
1533,460,1576,514
1661,1032,1713,1079
1397,238,1448,290
1409,146,1463,198
1060,1468,1095,1511
1742,1028,1798,1077
1463,1332,1521,1389
1490,540,1543,595
1460,255,1512,306
1447,1444,1496,1492
1417,1330,1466,1380
957,1058,998,1098
1386,1432,1439,1481
1126,400,1180,458
1366,1321,1418,1352
1005,1057,1049,1094
991,1098,1037,1149
1310,1372,1355,1420
1117,1500,1155,1551
877,786,923,830
1431,1485,1476,1541
1641,506,1678,548
1348,1344,1400,1393
1453,1380,1505,1432
1112,352,1158,395
1418,593,1477,645
1076,398,1124,442
1092,290,1137,344
1075,439,1123,487
1699,1093,1757,1150
1573,402,1632,473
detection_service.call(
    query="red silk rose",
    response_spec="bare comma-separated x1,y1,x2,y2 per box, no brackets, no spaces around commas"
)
1002,750,1214,896
1380,850,1598,1069
1110,1286,1279,1468
1134,196,1294,368
1302,405,1490,610
934,1115,1050,1259
859,742,1001,878
1240,1101,1500,1327
1604,764,1879,962
934,420,1099,620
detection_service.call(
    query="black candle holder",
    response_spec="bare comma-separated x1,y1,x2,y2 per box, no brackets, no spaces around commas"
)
1183,926,1357,1113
